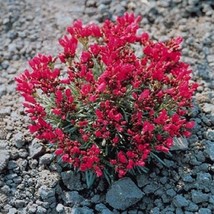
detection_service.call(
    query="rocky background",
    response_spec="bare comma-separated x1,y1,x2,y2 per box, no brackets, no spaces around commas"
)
0,0,214,213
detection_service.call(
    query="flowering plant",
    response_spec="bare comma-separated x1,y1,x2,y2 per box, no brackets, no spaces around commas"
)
16,13,197,184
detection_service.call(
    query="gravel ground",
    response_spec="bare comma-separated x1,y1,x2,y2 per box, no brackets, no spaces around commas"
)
0,0,214,213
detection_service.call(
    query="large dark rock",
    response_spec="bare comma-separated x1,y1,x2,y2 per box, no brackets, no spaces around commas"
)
61,171,83,191
106,177,144,210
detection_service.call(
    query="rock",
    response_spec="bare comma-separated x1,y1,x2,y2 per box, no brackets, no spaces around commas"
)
91,194,100,203
38,170,59,188
28,204,37,213
61,171,83,191
7,160,18,170
0,128,7,141
187,134,198,144
62,191,84,205
191,190,209,204
195,171,212,191
175,208,183,214
205,129,214,141
111,4,125,16
210,116,214,125
171,137,189,151
86,0,96,7
1,185,10,194
0,141,10,172
8,208,17,214
85,7,97,16
159,177,168,184
55,14,73,31
163,159,175,168
49,162,62,173
161,193,170,203
8,43,17,53
197,172,211,182
136,173,150,188
13,176,22,184
56,203,64,213
13,132,25,148
143,183,160,194
201,115,212,126
1,60,10,69
150,207,160,214
5,173,18,180
18,31,27,39
182,174,194,183
71,206,94,214
37,206,47,214
173,195,189,208
100,0,112,5
101,210,113,214
185,201,198,212
29,139,45,159
196,93,211,103
207,55,214,63
190,105,199,117
198,208,212,214
202,103,214,113
38,185,56,204
18,148,28,158
106,177,144,210
0,191,7,206
0,85,7,97
209,195,214,204
95,203,113,214
97,4,109,13
204,140,214,161
166,189,176,197
29,159,38,169
0,106,11,115
39,154,53,165
14,199,26,208
195,151,205,162
198,163,210,172
161,207,174,214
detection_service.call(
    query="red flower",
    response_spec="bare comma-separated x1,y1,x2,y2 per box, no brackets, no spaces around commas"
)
62,154,69,162
138,89,150,102
59,36,78,60
118,169,126,178
55,148,64,155
117,151,127,164
143,121,154,133
97,82,106,93
186,121,195,129
67,20,102,39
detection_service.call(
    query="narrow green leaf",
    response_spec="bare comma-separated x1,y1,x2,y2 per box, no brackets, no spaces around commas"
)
103,168,114,184
85,170,96,188
120,107,129,122
137,166,149,174
150,152,168,167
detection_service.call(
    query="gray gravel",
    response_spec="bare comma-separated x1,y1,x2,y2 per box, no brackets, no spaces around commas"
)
0,0,214,213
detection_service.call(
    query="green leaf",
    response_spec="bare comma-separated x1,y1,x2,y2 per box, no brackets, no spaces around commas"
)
103,168,114,185
128,168,136,176
85,170,96,188
80,141,92,149
120,107,129,122
136,165,149,174
150,152,168,167
64,126,77,134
